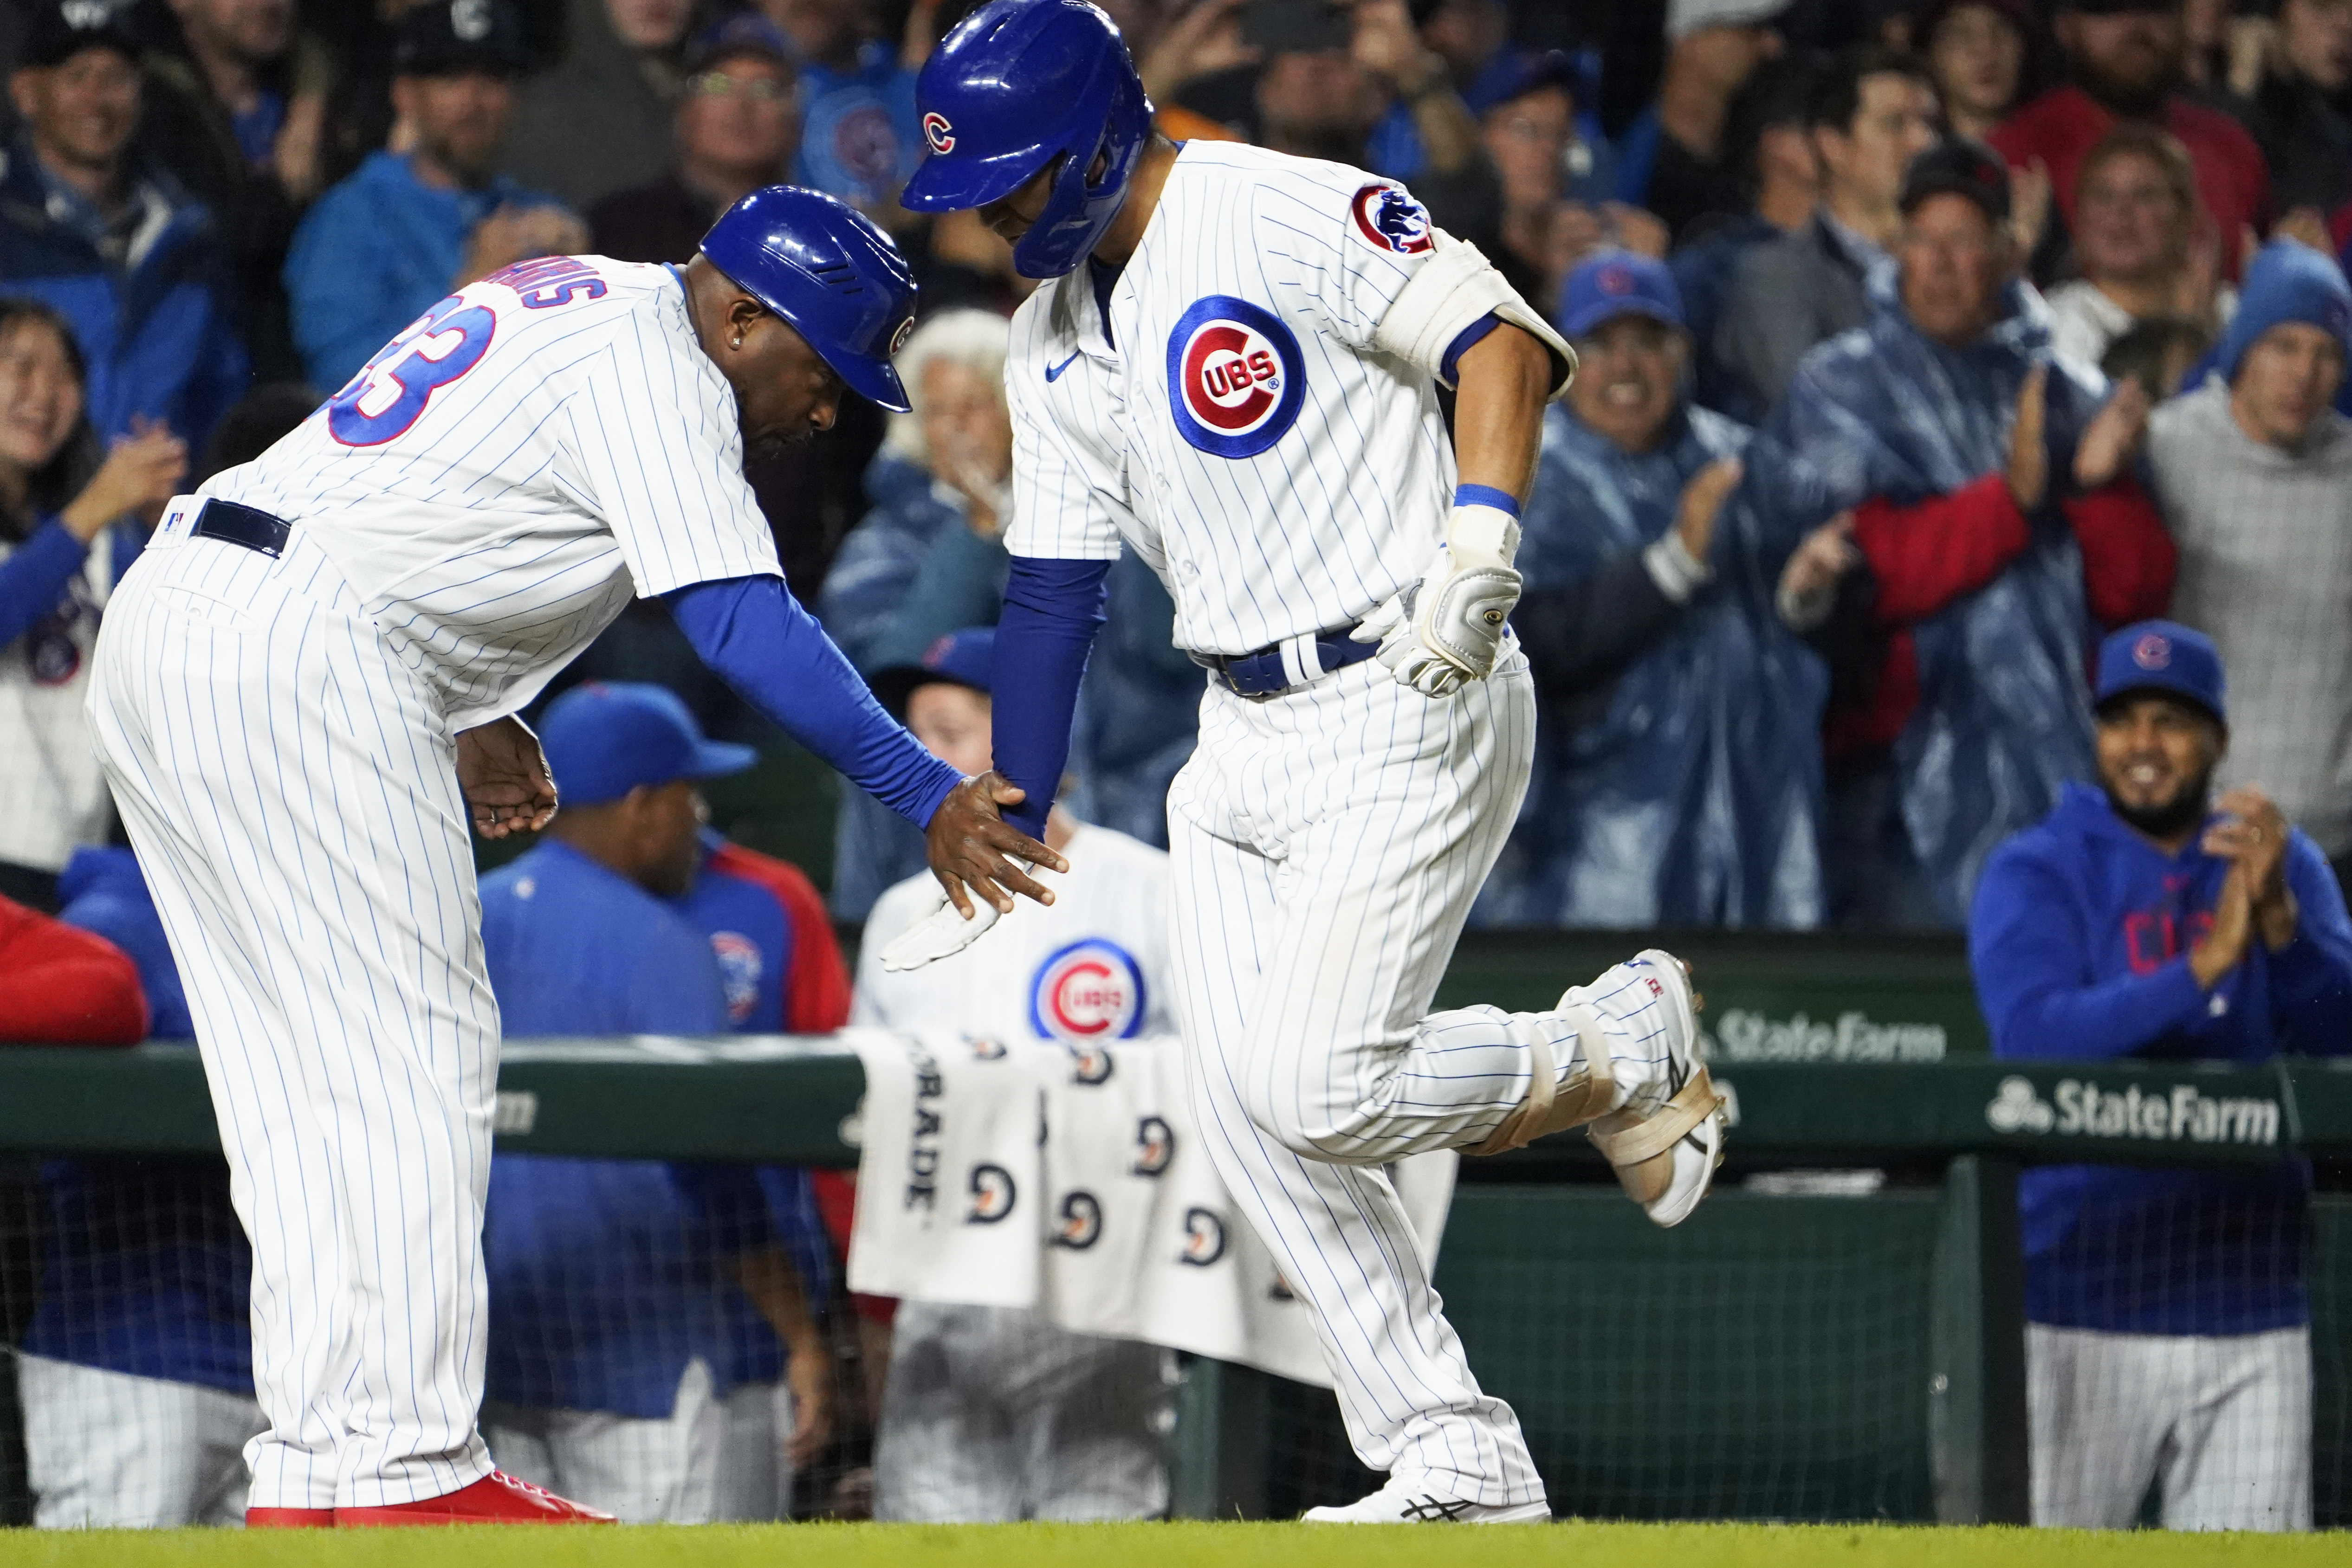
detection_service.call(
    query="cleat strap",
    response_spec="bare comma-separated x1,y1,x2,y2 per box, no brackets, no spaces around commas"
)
1470,1007,1611,1156
1588,1065,1724,1168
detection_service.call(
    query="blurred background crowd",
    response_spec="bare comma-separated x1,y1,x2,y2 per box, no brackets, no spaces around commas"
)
0,0,2348,940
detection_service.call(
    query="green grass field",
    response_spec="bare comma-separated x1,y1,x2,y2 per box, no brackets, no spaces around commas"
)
0,1521,2342,1568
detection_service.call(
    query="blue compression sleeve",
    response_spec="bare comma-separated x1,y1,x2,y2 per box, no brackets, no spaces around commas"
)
0,519,89,652
993,555,1112,838
667,575,962,829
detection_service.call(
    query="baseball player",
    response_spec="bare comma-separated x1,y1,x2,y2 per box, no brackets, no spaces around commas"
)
83,186,1057,1526
855,627,1179,1523
895,0,1728,1522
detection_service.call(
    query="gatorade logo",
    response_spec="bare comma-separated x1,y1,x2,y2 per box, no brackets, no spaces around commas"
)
1054,1191,1103,1249
966,1163,1017,1223
1132,1115,1174,1177
1180,1207,1228,1266
1167,296,1306,459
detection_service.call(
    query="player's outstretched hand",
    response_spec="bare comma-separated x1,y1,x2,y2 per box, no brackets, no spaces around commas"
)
457,715,558,839
927,771,1066,917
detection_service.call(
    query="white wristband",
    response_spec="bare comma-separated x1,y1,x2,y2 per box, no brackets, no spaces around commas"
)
1449,503,1521,568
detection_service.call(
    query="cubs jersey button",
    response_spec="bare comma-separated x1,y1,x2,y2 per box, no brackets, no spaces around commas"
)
1166,295,1306,459
1030,937,1147,1041
1349,183,1434,255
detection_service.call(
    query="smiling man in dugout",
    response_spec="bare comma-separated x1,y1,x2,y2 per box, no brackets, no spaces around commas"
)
1967,619,2352,1532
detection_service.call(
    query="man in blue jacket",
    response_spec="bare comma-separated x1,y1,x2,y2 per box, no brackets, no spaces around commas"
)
0,2,246,447
1969,620,2352,1532
281,0,583,393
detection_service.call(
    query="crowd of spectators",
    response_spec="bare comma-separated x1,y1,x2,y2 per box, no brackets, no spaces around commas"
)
0,0,2350,936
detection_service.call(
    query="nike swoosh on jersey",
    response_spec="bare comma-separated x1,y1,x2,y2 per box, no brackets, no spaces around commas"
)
1044,352,1081,382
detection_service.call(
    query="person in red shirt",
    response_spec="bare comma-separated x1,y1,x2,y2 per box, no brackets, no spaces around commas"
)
0,891,144,1045
1989,0,2269,277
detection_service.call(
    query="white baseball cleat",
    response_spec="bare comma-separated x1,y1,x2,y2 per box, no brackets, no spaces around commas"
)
1584,949,1725,1228
1468,948,1725,1228
1302,1479,1550,1523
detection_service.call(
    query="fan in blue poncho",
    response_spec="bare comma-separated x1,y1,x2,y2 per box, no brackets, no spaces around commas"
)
1731,141,2176,929
1484,251,1824,929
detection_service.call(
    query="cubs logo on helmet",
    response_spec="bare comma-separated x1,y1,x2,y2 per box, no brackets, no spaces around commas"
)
1031,938,1146,1040
1054,1190,1103,1249
1132,1115,1174,1177
1179,1207,1228,1266
922,111,955,153
1349,184,1434,256
709,930,762,1026
1166,296,1306,460
967,1162,1017,1223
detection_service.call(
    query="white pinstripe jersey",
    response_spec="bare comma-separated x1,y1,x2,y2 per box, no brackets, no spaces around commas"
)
1004,142,1472,656
201,258,779,729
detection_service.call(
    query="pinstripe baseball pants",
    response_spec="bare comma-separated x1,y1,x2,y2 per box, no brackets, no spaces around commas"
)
87,526,500,1510
1166,646,1557,1507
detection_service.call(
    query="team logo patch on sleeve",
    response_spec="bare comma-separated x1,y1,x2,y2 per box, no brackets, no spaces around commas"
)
1166,296,1306,459
709,931,763,1026
1031,938,1147,1041
1350,183,1434,255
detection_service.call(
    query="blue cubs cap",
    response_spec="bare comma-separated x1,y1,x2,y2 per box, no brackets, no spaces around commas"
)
538,683,757,808
1559,250,1685,338
871,627,997,716
700,185,920,412
2095,620,2226,725
899,0,1154,279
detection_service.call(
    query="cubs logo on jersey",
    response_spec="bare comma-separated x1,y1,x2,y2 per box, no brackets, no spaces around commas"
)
1350,183,1434,256
709,930,762,1026
1166,296,1306,459
1031,938,1147,1041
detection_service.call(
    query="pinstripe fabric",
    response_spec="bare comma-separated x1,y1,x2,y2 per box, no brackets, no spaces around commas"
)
87,526,500,1510
1165,650,1562,1503
201,259,782,732
1001,142,1481,655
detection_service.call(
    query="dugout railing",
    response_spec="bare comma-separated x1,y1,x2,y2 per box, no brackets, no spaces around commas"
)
3,1030,2349,1524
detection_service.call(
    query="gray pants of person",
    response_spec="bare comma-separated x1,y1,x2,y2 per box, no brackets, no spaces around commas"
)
2028,1323,2311,1530
871,1302,1175,1522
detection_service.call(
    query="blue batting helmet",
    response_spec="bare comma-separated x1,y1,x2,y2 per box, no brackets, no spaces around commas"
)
898,0,1153,279
699,185,920,412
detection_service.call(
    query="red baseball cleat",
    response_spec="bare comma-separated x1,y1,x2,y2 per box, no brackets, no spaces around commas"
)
334,1471,617,1526
246,1507,335,1528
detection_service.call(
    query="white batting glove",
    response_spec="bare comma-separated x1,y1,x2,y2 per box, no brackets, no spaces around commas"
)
1352,498,1523,697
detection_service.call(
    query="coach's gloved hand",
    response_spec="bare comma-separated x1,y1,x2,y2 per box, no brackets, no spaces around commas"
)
1353,492,1522,697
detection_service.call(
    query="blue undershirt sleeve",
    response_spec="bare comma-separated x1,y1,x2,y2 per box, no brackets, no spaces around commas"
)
666,574,961,829
992,555,1112,839
0,519,90,652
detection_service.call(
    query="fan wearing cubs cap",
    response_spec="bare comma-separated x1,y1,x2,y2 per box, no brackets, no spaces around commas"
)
84,183,1057,1524
887,0,1731,1525
1970,621,2352,1530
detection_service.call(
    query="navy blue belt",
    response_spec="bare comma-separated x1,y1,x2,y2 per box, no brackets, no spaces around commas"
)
192,498,291,558
1192,627,1382,698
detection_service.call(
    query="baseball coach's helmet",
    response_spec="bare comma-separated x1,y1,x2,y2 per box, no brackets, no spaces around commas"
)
898,0,1153,279
700,185,920,412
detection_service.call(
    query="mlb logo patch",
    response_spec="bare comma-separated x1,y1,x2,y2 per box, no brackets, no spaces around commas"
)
1165,295,1306,459
1349,183,1434,255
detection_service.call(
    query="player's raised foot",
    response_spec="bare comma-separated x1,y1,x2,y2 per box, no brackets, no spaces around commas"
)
333,1471,617,1526
1582,949,1725,1228
1303,1479,1550,1523
246,1507,335,1527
